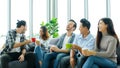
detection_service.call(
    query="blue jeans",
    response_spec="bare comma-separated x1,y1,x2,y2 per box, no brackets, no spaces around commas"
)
42,52,58,68
34,46,44,68
54,53,69,68
82,56,117,68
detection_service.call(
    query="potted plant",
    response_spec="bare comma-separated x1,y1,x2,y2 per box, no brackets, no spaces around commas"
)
40,18,59,38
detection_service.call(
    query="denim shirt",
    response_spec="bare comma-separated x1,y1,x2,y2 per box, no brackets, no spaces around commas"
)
73,33,95,51
56,33,76,49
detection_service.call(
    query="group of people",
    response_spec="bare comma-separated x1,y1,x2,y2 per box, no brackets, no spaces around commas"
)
0,17,119,68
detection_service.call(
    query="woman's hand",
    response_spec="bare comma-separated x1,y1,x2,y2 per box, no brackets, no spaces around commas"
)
35,40,41,46
82,49,88,56
82,49,96,56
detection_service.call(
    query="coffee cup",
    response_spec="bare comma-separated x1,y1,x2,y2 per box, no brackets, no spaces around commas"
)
66,43,72,49
31,38,36,42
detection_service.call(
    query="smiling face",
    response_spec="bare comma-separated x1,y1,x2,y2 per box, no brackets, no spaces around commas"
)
98,20,107,33
19,25,27,34
39,28,44,37
79,23,88,35
66,21,75,31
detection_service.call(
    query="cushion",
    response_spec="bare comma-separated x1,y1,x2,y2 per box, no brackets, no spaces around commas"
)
8,60,27,68
117,44,120,64
0,59,1,68
49,38,59,45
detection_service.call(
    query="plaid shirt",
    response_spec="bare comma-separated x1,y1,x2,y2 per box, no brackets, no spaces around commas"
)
1,29,26,54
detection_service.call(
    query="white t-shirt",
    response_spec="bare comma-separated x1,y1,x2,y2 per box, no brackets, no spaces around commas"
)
62,36,70,49
40,37,50,49
11,33,21,52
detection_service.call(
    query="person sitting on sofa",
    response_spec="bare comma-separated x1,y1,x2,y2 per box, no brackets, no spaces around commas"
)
0,20,35,68
34,26,50,68
59,18,95,68
82,18,119,68
42,19,77,68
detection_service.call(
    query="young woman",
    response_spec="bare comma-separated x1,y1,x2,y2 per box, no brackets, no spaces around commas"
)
82,18,119,68
34,26,50,68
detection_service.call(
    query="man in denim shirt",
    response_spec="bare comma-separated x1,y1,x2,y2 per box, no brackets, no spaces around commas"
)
59,18,95,68
0,20,35,68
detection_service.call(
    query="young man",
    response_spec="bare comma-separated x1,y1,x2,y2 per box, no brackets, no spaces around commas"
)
42,19,77,68
0,20,35,68
59,18,95,68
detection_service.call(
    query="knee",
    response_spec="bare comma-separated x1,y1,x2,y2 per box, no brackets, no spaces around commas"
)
0,54,9,62
86,56,95,61
34,46,40,52
60,58,65,65
56,54,63,60
44,53,51,61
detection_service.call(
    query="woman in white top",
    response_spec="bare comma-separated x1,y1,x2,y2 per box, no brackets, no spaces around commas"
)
34,26,50,68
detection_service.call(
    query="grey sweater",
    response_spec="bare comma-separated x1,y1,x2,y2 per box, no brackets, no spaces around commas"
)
94,34,117,63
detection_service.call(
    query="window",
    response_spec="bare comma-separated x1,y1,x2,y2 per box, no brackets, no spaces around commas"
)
11,0,29,36
0,0,7,48
111,0,120,38
71,0,84,34
33,0,47,36
58,0,67,35
88,0,106,36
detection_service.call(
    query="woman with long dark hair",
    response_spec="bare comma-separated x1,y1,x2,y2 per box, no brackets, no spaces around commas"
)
34,26,50,68
82,18,119,68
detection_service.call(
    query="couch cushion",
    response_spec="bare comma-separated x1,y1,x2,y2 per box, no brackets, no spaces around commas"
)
8,60,27,68
49,38,59,45
0,55,2,68
117,45,120,64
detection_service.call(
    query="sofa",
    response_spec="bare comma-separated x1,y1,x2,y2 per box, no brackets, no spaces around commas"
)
0,38,120,68
0,38,59,68
0,44,35,68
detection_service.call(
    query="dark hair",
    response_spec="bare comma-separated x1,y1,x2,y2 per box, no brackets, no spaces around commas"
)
16,20,26,28
96,18,119,49
69,19,77,30
40,26,50,40
80,18,91,30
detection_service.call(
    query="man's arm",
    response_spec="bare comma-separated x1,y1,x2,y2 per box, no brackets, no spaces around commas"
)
51,46,69,53
13,40,31,48
72,44,82,53
21,48,26,56
58,49,69,53
18,48,26,62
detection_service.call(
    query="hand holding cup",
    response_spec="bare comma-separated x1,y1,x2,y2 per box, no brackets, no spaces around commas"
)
82,49,88,56
35,40,40,46
31,38,36,42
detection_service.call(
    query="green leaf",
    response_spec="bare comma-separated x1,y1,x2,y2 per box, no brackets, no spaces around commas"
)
40,18,59,38
40,21,45,26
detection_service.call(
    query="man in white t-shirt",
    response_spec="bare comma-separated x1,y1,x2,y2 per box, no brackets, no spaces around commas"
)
42,19,77,68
